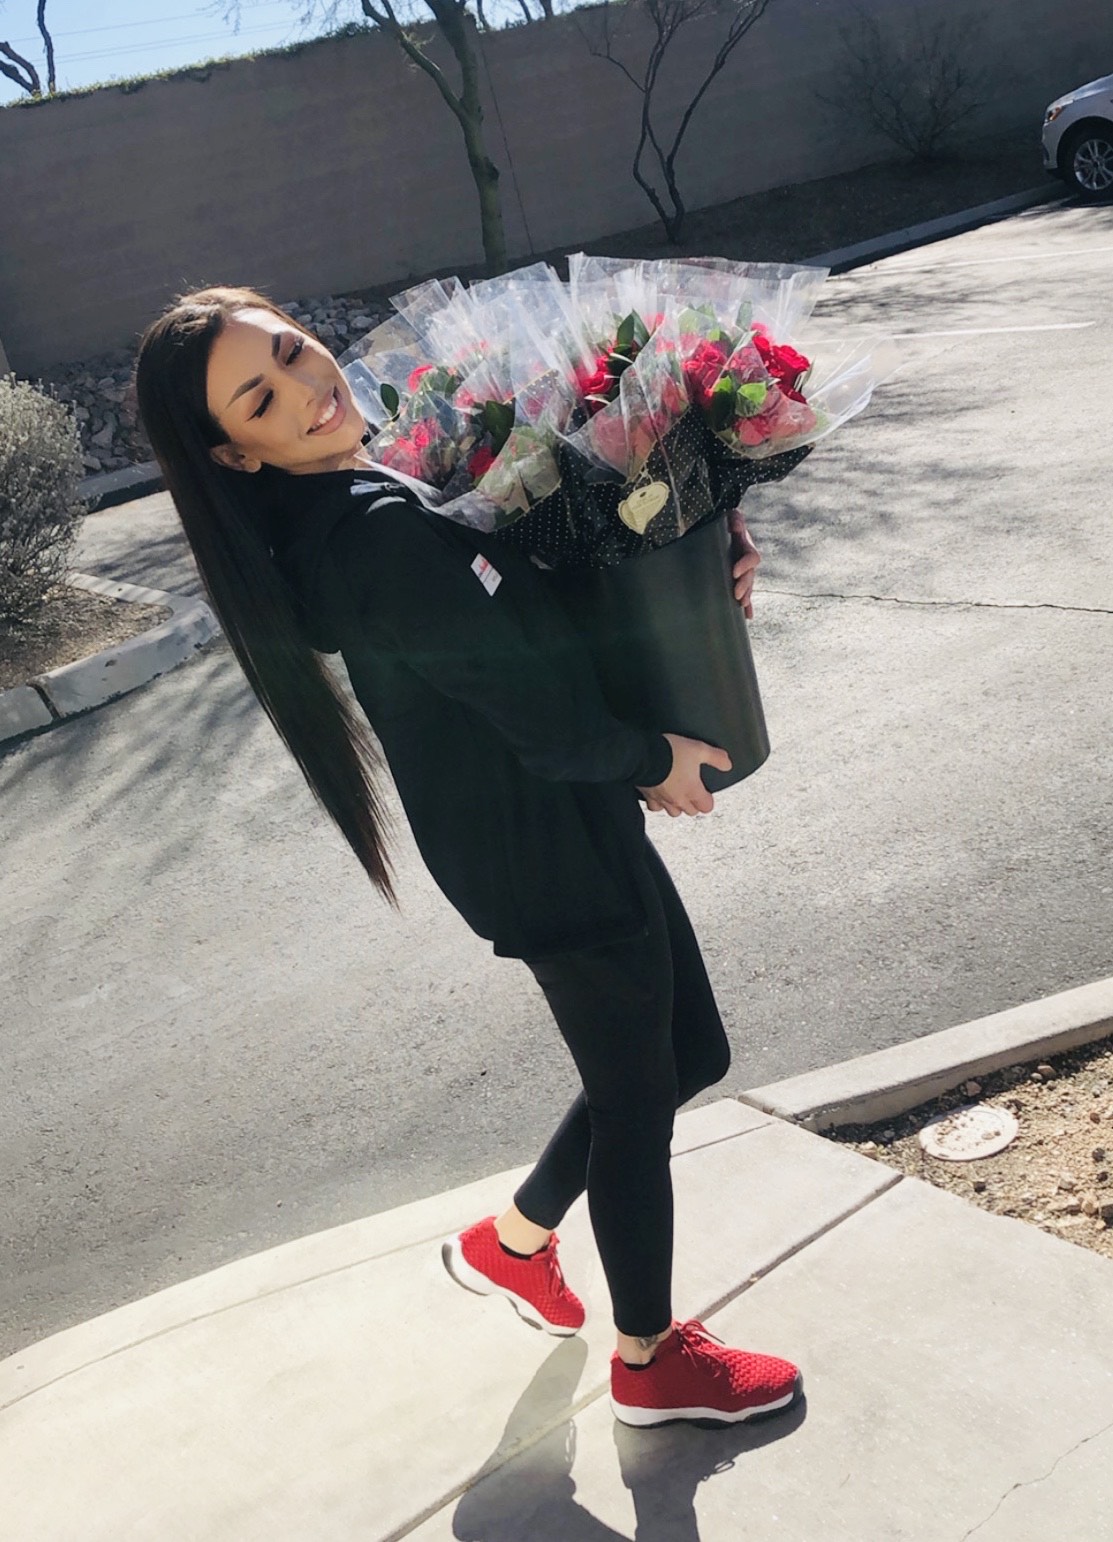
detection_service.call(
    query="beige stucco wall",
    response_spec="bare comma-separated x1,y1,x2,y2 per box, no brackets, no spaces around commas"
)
0,0,1106,375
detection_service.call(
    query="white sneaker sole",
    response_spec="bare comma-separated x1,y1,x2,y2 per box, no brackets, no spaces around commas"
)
611,1370,804,1427
440,1236,581,1338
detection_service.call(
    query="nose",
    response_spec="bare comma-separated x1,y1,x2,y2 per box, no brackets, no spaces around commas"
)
299,368,325,414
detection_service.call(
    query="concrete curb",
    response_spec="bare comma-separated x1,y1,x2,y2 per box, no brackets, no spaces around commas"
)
804,182,1069,274
739,977,1113,1132
0,572,218,748
79,460,164,512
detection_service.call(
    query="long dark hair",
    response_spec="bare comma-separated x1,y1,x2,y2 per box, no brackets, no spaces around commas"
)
132,284,398,906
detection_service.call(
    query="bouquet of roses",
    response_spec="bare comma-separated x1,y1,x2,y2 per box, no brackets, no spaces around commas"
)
345,325,570,530
330,256,917,792
338,257,906,561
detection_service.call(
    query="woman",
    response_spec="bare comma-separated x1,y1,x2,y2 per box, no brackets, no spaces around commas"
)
134,284,803,1428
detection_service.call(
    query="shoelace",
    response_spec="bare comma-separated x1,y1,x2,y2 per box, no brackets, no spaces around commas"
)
538,1233,572,1299
675,1318,731,1377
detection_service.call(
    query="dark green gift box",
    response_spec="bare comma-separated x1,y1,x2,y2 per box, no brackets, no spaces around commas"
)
550,511,769,794
495,434,813,793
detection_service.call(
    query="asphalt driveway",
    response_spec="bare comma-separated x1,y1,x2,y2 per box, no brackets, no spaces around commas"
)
3,197,1111,1355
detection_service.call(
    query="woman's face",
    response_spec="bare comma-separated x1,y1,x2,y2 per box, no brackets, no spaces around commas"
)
205,306,367,476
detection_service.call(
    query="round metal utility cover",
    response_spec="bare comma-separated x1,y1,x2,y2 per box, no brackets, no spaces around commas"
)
917,1103,1019,1161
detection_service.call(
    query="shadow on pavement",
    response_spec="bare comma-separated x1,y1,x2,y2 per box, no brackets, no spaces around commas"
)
449,1337,806,1541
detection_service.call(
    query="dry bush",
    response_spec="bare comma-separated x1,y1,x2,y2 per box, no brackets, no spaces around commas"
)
0,376,87,626
816,2,996,162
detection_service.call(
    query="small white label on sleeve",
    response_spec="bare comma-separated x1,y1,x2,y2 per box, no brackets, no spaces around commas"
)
471,554,502,596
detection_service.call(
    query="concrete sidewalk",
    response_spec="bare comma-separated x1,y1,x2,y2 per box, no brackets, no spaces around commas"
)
3,1096,1112,1542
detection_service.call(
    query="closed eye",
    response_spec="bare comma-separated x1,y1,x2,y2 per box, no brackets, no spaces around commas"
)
252,336,305,418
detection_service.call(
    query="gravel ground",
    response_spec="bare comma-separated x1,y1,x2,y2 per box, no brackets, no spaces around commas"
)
0,585,171,691
824,1034,1113,1262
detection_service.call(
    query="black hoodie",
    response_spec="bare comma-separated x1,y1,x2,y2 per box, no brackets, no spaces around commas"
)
257,461,674,959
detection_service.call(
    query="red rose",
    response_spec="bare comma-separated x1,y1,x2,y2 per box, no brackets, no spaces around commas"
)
467,446,496,480
726,342,770,385
576,355,611,398
772,342,811,378
379,439,422,477
407,363,435,391
752,333,811,399
682,340,729,411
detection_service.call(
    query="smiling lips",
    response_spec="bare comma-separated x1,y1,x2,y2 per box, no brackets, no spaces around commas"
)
309,385,345,434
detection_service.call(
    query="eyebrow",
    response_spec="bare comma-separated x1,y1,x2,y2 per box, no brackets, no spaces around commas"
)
226,331,284,410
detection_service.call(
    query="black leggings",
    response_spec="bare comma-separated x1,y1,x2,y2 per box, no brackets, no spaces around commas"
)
513,835,731,1338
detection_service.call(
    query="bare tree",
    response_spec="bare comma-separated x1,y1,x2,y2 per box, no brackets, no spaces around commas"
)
213,0,509,274
582,0,776,245
1,1,57,97
815,2,994,162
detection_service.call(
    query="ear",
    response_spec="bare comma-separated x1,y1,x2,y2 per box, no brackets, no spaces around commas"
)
210,443,261,474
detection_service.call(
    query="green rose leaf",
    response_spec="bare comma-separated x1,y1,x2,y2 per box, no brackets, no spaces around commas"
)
735,381,769,415
380,383,400,418
482,399,516,452
616,313,636,350
709,378,736,432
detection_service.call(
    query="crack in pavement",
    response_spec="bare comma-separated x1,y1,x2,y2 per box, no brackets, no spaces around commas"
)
957,1415,1113,1540
760,588,1112,617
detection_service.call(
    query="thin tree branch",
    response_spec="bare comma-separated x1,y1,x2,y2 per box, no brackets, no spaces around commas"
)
359,0,468,128
0,39,42,95
664,0,772,181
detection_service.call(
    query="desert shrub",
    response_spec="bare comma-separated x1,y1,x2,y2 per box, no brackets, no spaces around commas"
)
0,375,87,625
816,2,995,162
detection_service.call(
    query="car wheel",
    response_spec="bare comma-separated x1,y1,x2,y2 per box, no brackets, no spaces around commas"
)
1060,122,1113,201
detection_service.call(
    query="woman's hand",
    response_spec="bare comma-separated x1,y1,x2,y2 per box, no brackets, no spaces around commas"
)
728,505,761,620
637,732,732,816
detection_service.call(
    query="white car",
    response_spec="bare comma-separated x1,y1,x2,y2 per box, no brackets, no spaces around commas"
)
1042,73,1113,200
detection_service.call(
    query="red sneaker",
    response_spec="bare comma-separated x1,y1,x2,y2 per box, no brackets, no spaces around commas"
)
441,1216,585,1336
610,1318,802,1427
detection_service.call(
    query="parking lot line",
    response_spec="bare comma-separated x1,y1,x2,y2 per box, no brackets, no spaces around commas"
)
871,245,1113,273
802,322,1098,345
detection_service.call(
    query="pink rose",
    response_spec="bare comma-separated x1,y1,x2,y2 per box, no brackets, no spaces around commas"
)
733,390,816,448
586,409,632,472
